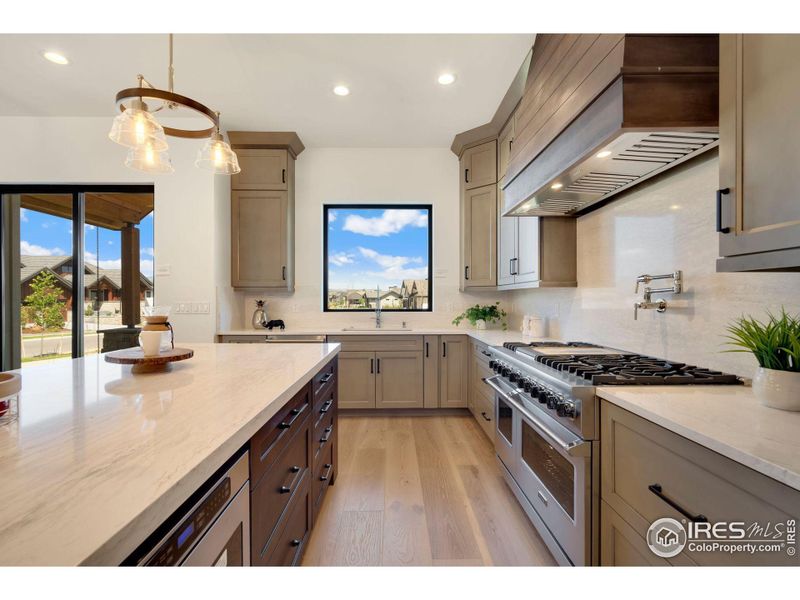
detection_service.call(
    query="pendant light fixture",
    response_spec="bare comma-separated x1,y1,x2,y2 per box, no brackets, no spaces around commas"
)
109,34,239,175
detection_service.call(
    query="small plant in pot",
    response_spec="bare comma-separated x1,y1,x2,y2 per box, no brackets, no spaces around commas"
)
724,308,800,411
452,302,508,331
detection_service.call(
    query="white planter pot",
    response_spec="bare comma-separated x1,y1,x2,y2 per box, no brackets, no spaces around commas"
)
474,319,487,330
752,367,800,411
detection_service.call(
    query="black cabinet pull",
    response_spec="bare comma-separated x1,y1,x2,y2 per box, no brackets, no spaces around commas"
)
319,372,333,384
282,168,286,184
464,168,469,183
425,342,429,358
320,463,333,481
376,358,381,374
716,188,731,234
481,411,492,422
281,266,286,281
319,398,333,414
320,426,333,443
278,403,307,429
648,483,708,523
443,342,447,358
280,465,303,494
464,266,470,281
481,350,491,357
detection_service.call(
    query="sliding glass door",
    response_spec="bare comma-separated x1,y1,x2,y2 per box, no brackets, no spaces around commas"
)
0,185,154,371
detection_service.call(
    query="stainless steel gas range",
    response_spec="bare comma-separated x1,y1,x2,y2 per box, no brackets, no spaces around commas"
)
484,341,742,566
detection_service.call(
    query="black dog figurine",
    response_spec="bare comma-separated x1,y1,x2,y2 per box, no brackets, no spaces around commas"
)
266,319,286,330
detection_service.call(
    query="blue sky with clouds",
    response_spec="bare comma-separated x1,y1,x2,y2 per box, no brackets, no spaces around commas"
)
327,207,429,290
20,208,154,277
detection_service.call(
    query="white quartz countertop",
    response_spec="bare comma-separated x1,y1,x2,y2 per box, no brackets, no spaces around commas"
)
217,327,546,347
0,342,340,566
597,385,800,492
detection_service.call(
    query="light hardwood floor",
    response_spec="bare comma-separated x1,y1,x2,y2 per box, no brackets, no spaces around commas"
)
302,413,556,566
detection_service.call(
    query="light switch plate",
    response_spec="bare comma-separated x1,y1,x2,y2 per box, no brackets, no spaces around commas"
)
156,264,171,277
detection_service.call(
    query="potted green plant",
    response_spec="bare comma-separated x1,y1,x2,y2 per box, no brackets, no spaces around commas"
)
452,302,508,331
724,309,800,411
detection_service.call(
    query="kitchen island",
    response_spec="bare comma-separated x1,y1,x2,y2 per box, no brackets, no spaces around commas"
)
0,342,340,566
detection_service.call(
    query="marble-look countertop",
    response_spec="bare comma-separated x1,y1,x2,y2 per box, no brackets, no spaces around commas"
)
597,386,800,492
0,342,340,566
217,327,546,347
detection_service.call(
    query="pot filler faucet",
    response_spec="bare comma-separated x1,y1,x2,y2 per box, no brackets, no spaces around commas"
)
634,271,682,320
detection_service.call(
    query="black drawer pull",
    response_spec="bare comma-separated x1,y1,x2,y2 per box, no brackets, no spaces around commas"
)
464,266,469,281
291,539,301,547
319,372,333,384
376,358,381,374
320,426,333,443
319,398,333,414
648,483,708,523
282,168,286,184
716,188,730,234
280,466,303,494
480,411,492,422
320,463,333,481
464,168,469,183
481,350,491,357
278,403,307,429
443,342,447,358
282,265,286,281
425,341,429,358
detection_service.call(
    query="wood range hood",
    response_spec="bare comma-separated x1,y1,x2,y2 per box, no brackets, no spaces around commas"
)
503,34,720,217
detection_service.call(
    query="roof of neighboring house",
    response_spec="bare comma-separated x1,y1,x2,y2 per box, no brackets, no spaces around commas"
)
346,290,365,301
400,279,429,297
364,289,402,300
20,255,153,290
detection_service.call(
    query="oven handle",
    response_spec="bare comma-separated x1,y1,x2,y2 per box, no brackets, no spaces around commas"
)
483,375,590,459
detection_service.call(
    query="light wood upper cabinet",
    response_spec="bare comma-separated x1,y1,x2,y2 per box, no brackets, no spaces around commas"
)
232,149,289,191
439,335,468,408
514,216,540,284
461,140,497,190
717,35,800,271
497,116,515,183
461,184,497,289
497,184,517,287
337,351,376,409
375,351,424,409
231,190,290,288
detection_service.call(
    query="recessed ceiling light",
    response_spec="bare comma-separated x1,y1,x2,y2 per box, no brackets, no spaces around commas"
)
43,51,69,65
596,150,612,158
551,182,563,190
333,85,350,96
438,73,456,85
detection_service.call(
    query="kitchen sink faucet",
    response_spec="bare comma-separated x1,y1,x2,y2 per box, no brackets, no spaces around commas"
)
374,286,382,329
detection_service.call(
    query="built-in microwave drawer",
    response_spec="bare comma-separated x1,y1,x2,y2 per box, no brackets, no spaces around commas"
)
601,401,800,566
250,384,311,488
250,420,310,561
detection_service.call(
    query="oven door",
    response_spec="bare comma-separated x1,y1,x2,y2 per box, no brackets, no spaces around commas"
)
483,376,516,472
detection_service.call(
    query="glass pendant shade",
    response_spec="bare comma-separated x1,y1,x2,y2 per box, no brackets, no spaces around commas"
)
195,133,241,174
108,104,169,151
124,142,174,173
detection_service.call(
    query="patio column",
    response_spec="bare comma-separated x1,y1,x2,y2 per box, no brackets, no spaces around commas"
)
120,223,140,327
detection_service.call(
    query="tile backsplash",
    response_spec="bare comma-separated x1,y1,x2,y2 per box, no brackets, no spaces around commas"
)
510,151,800,377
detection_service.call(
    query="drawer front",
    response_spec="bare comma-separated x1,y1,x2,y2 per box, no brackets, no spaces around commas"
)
312,413,334,463
472,358,494,404
260,480,311,566
312,358,337,405
313,386,336,431
313,439,334,515
250,421,310,561
250,384,311,487
600,500,695,566
472,392,495,442
601,401,800,566
327,335,423,353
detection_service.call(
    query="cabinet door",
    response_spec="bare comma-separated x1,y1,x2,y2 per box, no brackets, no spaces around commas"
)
231,190,289,288
422,336,439,409
461,140,497,190
462,185,497,288
498,117,515,183
375,351,424,409
719,35,800,260
439,335,468,408
232,149,289,190
514,216,540,284
497,184,518,286
337,352,376,409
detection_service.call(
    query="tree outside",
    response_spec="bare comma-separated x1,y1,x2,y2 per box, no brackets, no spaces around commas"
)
23,271,66,358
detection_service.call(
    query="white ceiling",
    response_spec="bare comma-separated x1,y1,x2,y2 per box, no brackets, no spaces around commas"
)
0,34,534,147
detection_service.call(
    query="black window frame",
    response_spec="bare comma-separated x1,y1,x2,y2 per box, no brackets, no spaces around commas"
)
322,203,433,312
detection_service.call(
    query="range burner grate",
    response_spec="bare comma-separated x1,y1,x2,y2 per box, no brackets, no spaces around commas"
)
502,341,602,351
535,354,742,385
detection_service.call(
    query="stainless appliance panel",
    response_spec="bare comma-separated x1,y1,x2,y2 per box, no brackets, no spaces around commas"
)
182,482,250,566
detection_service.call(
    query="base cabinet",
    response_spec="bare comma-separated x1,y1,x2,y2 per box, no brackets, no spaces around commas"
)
249,357,337,566
338,352,376,409
439,335,468,408
375,351,424,409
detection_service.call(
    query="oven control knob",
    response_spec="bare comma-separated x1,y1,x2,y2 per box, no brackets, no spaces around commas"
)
489,360,496,370
556,401,577,418
536,388,549,403
494,362,504,373
522,379,534,393
546,393,559,410
501,367,512,377
509,371,519,383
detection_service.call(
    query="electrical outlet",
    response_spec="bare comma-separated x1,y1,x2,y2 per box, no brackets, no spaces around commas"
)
199,302,210,314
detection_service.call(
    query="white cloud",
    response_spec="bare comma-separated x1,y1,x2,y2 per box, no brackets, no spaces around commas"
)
328,211,337,223
85,224,96,231
20,208,28,222
343,209,427,237
356,247,427,281
20,240,65,256
107,240,113,245
141,247,154,257
329,251,355,266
